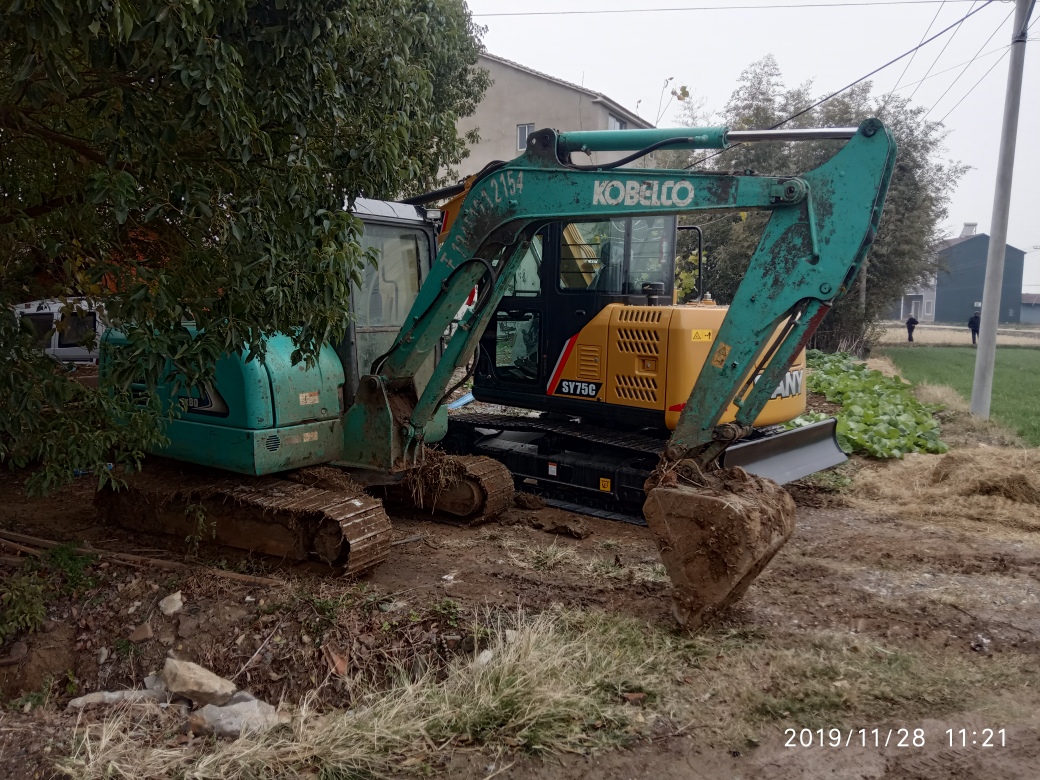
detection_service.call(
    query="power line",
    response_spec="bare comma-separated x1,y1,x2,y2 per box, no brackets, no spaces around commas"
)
472,0,978,16
923,5,1016,118
896,43,1009,90
907,0,978,101
684,0,997,169
879,0,947,113
937,14,1038,122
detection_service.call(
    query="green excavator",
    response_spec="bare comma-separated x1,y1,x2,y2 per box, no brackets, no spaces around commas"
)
98,120,895,628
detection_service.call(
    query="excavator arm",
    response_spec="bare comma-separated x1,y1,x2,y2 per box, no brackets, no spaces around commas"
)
341,120,895,627
341,119,895,473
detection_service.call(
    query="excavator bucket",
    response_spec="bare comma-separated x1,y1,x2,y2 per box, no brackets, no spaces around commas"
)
643,467,795,629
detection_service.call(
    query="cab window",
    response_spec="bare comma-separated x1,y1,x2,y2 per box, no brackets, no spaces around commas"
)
501,234,544,297
559,219,627,293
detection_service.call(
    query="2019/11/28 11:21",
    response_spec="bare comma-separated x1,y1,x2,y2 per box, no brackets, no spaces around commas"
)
947,729,1005,747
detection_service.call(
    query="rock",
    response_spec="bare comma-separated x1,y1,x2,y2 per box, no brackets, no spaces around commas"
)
128,622,153,643
472,649,493,668
0,641,28,667
514,492,545,510
188,697,287,739
159,591,184,616
41,620,58,633
227,690,257,705
67,689,167,710
177,616,198,639
144,674,167,692
504,629,519,645
533,516,591,539
97,647,109,665
162,658,236,706
622,692,647,706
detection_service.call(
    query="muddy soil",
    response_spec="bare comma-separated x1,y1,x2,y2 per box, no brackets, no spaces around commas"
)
2,462,1040,778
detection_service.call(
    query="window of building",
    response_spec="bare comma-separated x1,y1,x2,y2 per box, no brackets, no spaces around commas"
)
608,114,628,131
517,123,535,151
924,301,933,317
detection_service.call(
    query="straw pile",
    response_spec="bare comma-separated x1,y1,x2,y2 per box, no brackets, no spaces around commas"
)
850,448,1040,533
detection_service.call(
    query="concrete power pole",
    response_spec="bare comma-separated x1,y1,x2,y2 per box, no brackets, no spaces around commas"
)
970,0,1034,418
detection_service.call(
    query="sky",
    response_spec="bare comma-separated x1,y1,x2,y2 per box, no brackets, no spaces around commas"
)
467,0,1040,292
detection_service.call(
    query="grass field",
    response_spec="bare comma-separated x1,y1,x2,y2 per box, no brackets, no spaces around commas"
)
880,347,1040,446
878,325,1040,347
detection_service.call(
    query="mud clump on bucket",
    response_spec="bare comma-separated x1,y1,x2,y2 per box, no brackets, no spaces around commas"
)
643,466,795,631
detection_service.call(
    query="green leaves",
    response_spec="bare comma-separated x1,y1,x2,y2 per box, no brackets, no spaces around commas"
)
1,0,488,494
785,350,949,459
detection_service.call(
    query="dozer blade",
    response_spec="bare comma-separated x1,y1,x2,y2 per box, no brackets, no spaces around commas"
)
381,454,514,526
643,467,795,630
720,418,847,484
95,459,392,576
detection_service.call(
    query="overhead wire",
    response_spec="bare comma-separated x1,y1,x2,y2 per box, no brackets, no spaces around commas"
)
936,14,1039,123
907,1,978,101
683,0,996,169
922,4,1016,119
878,0,947,114
472,0,979,16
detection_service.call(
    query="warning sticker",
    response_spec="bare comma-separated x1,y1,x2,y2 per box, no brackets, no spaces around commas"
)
710,342,732,369
303,431,318,442
548,462,558,477
299,391,320,405
599,477,611,492
690,329,713,342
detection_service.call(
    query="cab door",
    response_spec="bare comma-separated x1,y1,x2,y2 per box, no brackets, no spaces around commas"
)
476,231,546,391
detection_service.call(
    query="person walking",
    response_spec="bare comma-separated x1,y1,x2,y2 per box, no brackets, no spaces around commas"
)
906,314,919,343
968,311,981,345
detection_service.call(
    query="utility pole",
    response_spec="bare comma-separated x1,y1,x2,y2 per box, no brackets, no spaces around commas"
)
970,0,1034,418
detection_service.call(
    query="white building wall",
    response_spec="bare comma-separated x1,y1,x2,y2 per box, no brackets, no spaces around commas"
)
454,55,651,178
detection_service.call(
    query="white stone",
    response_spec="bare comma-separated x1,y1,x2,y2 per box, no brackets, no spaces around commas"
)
472,649,493,668
97,647,109,664
188,698,287,739
144,674,167,692
67,689,167,710
159,591,184,616
161,658,236,706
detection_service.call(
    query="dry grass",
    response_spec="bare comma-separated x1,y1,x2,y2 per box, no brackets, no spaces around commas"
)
500,536,668,584
849,448,1040,536
59,607,1038,779
911,383,1025,448
878,326,1040,347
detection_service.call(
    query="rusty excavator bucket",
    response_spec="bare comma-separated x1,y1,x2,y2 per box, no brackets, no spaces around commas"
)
643,466,796,630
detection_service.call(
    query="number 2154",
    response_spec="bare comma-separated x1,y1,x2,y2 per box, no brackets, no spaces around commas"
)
947,729,1005,747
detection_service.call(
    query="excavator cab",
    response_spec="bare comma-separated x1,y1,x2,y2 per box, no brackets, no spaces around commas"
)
474,216,677,423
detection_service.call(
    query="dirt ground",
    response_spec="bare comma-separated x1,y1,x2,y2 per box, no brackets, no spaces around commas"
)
3,437,1040,776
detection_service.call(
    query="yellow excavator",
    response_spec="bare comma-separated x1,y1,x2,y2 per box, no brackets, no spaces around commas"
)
99,121,895,628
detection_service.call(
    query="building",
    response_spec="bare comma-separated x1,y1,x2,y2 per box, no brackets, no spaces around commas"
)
454,53,653,178
1022,293,1040,325
892,223,1025,324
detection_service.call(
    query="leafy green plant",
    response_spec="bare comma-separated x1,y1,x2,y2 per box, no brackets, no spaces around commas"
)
46,544,98,594
0,572,47,643
184,503,214,557
786,351,948,459
114,638,140,659
431,598,461,629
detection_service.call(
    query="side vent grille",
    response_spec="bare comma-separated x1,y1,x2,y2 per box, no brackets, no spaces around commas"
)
615,375,658,402
618,308,663,323
577,345,602,380
616,328,661,355
265,434,281,452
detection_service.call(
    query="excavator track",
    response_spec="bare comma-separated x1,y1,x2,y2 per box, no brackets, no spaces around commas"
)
95,458,392,575
379,454,514,526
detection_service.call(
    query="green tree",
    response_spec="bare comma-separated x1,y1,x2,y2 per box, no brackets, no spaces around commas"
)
1,0,488,494
663,55,965,350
